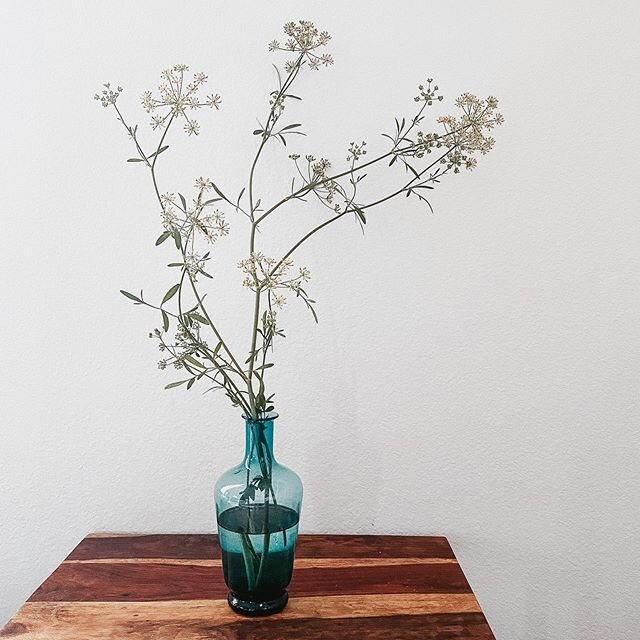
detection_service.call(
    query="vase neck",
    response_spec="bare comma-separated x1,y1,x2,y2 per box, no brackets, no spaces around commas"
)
243,415,277,465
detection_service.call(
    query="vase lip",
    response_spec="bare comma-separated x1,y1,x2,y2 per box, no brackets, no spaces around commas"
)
242,411,279,424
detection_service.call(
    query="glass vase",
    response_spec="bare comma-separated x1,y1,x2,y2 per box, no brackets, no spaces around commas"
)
214,412,303,616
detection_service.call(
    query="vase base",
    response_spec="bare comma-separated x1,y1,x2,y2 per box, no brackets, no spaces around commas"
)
227,590,289,616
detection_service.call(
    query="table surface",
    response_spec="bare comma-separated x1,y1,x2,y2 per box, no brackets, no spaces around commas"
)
1,533,495,639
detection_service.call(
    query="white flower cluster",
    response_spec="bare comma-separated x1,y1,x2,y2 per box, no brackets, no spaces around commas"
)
184,253,208,280
269,21,333,72
435,94,503,172
238,252,311,308
413,131,445,159
310,156,332,181
409,94,503,172
289,153,343,212
346,141,367,163
414,78,444,105
308,155,339,206
140,64,221,136
160,178,229,245
94,82,123,107
156,321,207,370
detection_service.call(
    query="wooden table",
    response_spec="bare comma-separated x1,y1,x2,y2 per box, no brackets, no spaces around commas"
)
1,534,495,639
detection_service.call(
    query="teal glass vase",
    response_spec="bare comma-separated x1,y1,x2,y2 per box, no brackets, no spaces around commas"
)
214,412,303,616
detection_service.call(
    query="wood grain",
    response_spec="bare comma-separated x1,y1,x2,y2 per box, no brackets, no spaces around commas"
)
1,534,495,639
63,557,458,567
65,534,455,561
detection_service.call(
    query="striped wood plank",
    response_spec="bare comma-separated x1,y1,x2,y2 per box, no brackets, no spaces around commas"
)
1,534,495,639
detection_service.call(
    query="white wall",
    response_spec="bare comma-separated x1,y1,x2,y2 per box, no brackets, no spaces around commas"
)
1,1,639,637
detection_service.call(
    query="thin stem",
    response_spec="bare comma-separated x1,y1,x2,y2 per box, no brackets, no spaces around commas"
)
112,104,149,166
271,145,458,275
150,127,246,383
185,272,249,385
111,104,247,392
177,263,251,413
254,113,476,229
245,55,304,418
254,146,406,227
150,117,174,202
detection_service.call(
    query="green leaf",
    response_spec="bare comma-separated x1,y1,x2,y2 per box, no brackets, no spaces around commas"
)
147,145,169,160
186,377,196,390
165,380,186,389
178,193,187,211
120,290,142,303
255,363,274,371
161,310,169,332
405,161,420,180
126,158,145,163
253,129,264,135
189,312,209,325
307,302,319,324
354,206,367,224
155,231,171,246
162,284,180,305
184,354,204,368
172,230,182,250
212,183,228,201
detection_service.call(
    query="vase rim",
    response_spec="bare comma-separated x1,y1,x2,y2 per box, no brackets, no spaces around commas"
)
242,411,279,423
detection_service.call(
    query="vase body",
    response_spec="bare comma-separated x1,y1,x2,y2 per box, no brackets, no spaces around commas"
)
214,413,302,616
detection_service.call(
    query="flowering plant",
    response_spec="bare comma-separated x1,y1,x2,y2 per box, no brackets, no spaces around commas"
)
96,20,503,421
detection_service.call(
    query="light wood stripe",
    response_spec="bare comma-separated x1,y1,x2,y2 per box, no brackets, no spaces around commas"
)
85,532,150,538
4,594,481,639
62,557,458,568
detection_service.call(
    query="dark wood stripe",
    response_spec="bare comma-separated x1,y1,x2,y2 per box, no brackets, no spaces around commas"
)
298,535,455,559
29,561,470,602
67,534,455,561
290,562,471,597
29,564,228,602
66,534,221,561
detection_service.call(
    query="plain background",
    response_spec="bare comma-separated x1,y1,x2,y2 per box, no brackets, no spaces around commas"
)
1,1,639,638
